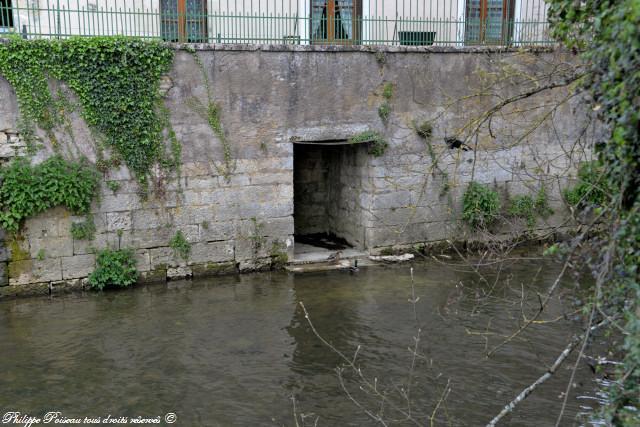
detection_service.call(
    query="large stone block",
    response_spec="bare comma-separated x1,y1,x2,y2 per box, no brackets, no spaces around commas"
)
30,237,73,258
189,241,235,264
61,254,96,279
8,258,62,285
106,212,133,231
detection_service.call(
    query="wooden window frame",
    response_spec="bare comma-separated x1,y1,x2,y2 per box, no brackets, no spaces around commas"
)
310,0,361,45
161,0,208,43
465,0,515,45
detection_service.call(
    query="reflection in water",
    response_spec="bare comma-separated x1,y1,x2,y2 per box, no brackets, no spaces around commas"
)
0,259,600,426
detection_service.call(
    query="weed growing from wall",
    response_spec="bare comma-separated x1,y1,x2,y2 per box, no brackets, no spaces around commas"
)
0,36,175,186
71,215,96,240
564,161,609,208
106,181,121,193
88,248,138,290
462,182,501,229
269,240,288,269
0,156,99,232
349,131,388,157
508,187,553,228
169,230,191,261
508,195,537,227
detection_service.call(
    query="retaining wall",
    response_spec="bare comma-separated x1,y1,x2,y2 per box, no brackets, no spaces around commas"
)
0,44,595,297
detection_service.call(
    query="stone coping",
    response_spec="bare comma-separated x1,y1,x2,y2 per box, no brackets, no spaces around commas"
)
0,37,558,54
173,42,558,54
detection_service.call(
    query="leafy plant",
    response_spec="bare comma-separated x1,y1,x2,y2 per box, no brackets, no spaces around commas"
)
462,182,501,229
0,36,175,185
0,156,99,232
106,180,121,193
534,186,553,217
378,102,391,123
382,82,394,100
564,161,609,208
270,240,288,269
508,195,537,227
71,215,96,240
36,249,46,261
349,131,388,157
169,230,191,261
87,248,138,290
415,120,433,139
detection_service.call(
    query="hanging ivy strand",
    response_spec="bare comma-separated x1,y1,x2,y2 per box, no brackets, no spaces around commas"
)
0,36,175,183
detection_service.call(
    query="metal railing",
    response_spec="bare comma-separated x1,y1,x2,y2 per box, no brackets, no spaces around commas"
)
0,0,553,46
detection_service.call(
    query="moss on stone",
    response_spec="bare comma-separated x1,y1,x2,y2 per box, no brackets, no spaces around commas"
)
191,261,237,278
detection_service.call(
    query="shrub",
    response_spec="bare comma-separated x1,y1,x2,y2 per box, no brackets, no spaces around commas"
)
169,230,191,261
462,182,501,228
88,248,138,290
0,156,99,232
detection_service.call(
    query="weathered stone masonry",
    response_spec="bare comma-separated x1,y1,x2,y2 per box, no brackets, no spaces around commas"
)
0,44,595,297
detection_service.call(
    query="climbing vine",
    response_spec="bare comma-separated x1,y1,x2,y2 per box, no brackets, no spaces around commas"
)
0,36,175,185
186,48,233,181
0,156,99,232
548,0,640,423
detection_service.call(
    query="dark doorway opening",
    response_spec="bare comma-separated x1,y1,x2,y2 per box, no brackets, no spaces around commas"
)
293,142,367,255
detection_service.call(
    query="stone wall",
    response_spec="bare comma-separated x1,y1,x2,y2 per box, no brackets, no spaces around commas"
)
0,44,595,296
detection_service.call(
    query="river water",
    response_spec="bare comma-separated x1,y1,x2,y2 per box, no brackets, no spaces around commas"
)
0,257,600,426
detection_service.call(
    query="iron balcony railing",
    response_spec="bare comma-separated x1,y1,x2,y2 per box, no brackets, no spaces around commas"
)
0,0,553,46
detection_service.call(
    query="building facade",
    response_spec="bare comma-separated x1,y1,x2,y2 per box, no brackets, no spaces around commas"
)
1,0,550,45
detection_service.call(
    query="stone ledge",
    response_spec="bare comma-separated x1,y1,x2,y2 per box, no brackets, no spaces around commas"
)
171,42,559,54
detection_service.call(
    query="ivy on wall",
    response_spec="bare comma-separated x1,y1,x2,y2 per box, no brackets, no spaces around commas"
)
0,36,175,185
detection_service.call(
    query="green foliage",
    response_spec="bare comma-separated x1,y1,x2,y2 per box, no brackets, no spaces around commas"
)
349,131,388,157
378,102,391,123
0,36,175,184
106,180,121,193
548,0,640,422
508,187,552,227
0,156,99,232
269,240,288,269
534,186,553,217
462,182,501,229
186,50,233,181
415,120,433,139
169,230,191,261
87,248,138,290
36,249,46,261
382,82,394,100
71,216,96,240
564,161,609,208
508,195,536,227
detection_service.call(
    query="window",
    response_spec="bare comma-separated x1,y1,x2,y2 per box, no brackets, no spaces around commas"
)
311,0,361,44
465,0,515,45
161,0,207,42
0,0,13,31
